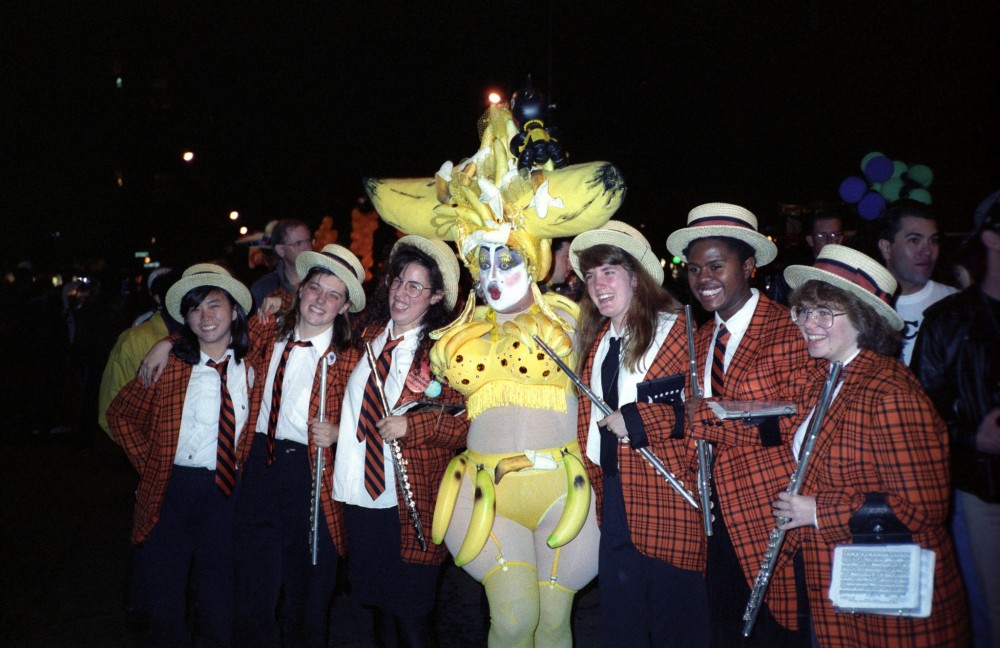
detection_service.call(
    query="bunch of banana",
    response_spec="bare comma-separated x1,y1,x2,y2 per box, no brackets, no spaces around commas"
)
431,454,468,545
428,320,493,378
501,312,573,359
453,464,496,567
546,448,592,549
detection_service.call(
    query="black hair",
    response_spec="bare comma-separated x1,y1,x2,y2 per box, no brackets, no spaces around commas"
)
877,199,937,243
682,236,756,264
172,285,249,364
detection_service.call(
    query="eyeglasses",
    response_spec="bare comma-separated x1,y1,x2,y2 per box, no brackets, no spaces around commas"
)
790,306,848,329
282,238,313,250
387,277,428,298
813,232,844,243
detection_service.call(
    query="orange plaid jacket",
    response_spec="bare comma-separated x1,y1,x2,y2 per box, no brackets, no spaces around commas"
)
248,316,348,555
355,325,470,565
687,293,819,629
575,312,705,572
781,350,969,647
108,352,259,544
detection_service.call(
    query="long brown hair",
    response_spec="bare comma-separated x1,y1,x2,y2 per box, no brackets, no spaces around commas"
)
575,244,681,373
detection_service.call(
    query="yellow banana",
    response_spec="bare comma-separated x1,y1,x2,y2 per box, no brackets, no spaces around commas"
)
519,161,627,237
432,454,467,545
454,464,496,567
456,184,497,226
494,454,534,484
444,321,493,361
430,290,477,341
364,177,439,233
547,448,592,549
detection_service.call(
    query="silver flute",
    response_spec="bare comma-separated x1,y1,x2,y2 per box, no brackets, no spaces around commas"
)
309,353,330,566
533,335,700,511
742,360,842,638
685,305,714,537
365,342,428,551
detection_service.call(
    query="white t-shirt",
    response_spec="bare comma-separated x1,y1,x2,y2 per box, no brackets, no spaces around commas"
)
894,280,958,366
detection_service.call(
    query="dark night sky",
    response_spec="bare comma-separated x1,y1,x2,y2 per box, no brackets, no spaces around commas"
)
5,1,998,275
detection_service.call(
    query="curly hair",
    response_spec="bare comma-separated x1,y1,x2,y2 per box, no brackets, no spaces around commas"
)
172,286,249,365
575,244,681,374
352,243,457,370
789,279,900,357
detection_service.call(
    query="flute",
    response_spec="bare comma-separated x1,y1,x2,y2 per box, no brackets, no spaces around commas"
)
742,360,842,638
685,305,714,537
365,342,428,551
533,335,700,511
309,352,332,566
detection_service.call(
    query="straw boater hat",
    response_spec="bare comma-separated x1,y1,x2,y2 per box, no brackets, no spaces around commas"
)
392,234,461,310
165,263,252,322
295,243,367,312
568,220,664,285
784,244,904,331
666,202,778,267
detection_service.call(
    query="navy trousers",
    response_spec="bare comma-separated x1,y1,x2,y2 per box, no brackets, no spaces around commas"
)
128,465,238,647
599,474,710,647
233,436,339,648
706,489,809,647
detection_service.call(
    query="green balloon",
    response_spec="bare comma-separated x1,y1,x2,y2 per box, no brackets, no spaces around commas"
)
880,178,904,201
892,160,907,179
909,188,932,204
860,151,884,173
907,164,934,187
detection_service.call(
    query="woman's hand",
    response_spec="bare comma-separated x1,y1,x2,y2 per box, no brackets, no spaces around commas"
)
309,419,338,448
377,415,408,442
773,491,817,530
257,294,282,323
598,409,629,443
139,339,172,386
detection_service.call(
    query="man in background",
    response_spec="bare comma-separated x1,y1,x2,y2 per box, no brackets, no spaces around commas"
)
877,200,957,365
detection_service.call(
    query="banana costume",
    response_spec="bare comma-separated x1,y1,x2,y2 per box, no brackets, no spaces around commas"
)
367,100,624,647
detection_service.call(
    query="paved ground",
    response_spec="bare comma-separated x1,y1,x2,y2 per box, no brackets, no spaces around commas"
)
3,430,599,647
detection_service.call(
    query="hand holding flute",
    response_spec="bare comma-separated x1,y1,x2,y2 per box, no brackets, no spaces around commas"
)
364,342,428,551
685,305,715,537
309,352,335,566
532,334,700,511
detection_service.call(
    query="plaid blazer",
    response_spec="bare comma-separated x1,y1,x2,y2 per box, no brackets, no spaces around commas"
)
687,293,819,628
781,350,969,647
108,352,258,544
356,324,470,565
575,312,705,572
248,316,348,555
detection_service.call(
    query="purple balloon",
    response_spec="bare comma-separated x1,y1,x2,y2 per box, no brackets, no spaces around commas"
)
863,155,894,183
839,176,868,204
858,191,887,220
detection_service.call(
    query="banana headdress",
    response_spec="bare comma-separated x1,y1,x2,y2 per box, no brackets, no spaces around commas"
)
365,103,626,283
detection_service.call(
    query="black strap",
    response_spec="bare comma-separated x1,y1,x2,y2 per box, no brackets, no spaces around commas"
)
848,493,913,544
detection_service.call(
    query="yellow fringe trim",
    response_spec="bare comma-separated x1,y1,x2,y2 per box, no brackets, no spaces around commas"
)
466,381,568,420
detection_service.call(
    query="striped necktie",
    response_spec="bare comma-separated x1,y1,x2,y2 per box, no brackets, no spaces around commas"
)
207,357,236,496
711,323,730,397
357,337,402,499
266,338,313,465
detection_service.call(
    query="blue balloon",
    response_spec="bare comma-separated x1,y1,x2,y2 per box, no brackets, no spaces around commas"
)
839,176,868,203
860,151,884,173
863,155,894,183
858,191,887,220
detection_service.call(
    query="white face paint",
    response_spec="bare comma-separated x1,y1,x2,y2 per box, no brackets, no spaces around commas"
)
478,244,533,313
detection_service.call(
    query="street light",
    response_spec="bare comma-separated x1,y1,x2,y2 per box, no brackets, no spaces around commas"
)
229,211,239,221
182,151,195,163
488,91,502,104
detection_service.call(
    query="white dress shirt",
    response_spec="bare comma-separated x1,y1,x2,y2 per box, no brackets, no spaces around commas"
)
256,326,333,445
174,351,250,467
332,322,420,508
